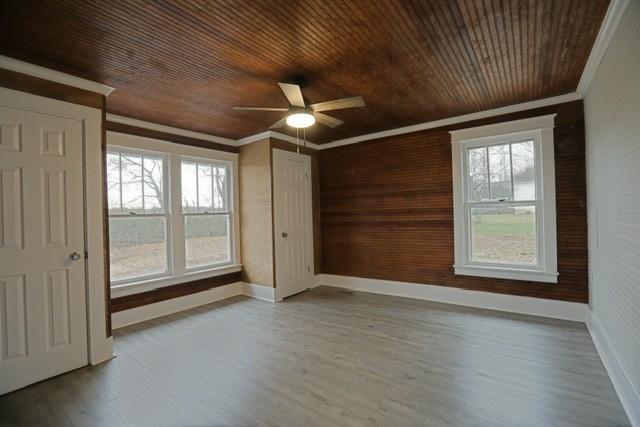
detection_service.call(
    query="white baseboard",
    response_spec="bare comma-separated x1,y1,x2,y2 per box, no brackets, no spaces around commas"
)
241,282,276,302
587,313,640,427
316,274,588,322
112,282,243,329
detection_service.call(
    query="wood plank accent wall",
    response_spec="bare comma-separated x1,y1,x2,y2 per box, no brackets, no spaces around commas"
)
104,121,238,153
319,100,587,302
0,68,104,108
111,272,241,312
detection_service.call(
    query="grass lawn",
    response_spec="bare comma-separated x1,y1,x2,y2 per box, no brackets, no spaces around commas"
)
471,212,536,264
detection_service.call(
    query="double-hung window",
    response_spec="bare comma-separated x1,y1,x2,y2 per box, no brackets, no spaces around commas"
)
450,115,558,283
107,150,169,284
106,133,239,293
181,160,232,270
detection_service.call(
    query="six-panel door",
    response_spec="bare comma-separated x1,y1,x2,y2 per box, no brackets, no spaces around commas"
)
0,106,88,395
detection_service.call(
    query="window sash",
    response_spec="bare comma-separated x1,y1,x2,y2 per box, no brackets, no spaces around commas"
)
183,212,233,272
463,200,543,271
181,158,230,214
459,129,546,271
108,214,172,286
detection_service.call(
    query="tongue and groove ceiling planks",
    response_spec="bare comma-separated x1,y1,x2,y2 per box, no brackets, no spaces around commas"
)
0,0,609,143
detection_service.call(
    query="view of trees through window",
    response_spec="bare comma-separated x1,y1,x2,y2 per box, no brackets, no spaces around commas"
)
181,161,231,270
466,140,537,265
107,151,168,282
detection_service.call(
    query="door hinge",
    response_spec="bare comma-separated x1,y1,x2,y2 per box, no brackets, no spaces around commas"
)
84,251,88,259
308,265,311,272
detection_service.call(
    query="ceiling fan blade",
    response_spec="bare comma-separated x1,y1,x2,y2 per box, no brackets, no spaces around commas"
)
278,83,305,107
270,116,288,129
310,96,365,112
233,106,289,111
314,112,344,128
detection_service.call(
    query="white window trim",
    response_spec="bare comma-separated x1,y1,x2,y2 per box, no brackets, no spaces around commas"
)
450,114,558,283
106,131,241,297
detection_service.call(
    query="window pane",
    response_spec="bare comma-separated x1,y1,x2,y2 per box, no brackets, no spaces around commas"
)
470,206,536,265
181,161,198,213
213,167,227,210
106,152,121,214
121,153,144,213
488,144,512,201
142,156,164,213
197,163,214,211
109,216,168,282
185,214,230,269
467,147,489,201
512,140,536,201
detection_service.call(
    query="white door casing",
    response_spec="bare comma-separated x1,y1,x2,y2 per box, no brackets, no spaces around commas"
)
272,149,314,300
0,105,88,394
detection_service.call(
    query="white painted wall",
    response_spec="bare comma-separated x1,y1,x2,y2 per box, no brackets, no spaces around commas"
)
584,1,640,424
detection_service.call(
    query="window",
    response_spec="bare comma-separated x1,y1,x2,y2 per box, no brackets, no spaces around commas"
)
450,115,558,283
181,160,232,270
106,134,239,291
107,150,169,283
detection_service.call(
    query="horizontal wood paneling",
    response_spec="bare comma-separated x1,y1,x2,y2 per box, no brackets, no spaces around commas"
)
319,101,588,302
111,272,242,312
105,121,238,153
0,68,103,108
0,0,609,143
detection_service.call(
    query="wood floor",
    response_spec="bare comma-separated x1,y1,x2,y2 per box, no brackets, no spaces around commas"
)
0,286,629,426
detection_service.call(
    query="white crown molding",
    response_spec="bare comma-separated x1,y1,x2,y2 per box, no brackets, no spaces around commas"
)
0,55,115,96
317,92,581,150
106,113,237,146
576,0,630,97
237,130,320,150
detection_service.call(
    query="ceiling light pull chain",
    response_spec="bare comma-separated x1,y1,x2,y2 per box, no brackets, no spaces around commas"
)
296,127,300,154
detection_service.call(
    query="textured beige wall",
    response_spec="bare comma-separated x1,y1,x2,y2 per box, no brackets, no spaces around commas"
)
239,139,274,287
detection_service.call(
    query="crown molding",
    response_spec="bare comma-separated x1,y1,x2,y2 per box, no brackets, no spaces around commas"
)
0,55,115,96
318,92,581,150
105,113,237,146
237,130,320,150
576,0,629,97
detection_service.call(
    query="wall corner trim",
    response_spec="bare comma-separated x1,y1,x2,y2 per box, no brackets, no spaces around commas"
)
315,274,588,322
588,312,640,426
0,55,115,96
576,0,630,97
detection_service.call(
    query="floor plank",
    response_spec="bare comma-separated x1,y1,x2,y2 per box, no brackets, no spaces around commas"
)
0,286,630,426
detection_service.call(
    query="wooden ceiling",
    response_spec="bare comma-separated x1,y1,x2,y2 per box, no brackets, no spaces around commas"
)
1,0,609,143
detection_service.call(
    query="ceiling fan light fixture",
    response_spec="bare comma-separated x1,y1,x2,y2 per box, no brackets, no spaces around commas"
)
286,112,315,128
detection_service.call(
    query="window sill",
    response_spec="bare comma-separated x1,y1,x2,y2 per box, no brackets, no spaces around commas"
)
454,265,558,283
110,263,243,298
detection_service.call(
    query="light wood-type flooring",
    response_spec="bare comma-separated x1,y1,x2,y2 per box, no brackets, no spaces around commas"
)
0,286,630,426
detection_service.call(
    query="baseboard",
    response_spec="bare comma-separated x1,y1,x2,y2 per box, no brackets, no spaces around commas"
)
112,282,243,329
242,282,276,302
587,313,640,427
316,274,588,322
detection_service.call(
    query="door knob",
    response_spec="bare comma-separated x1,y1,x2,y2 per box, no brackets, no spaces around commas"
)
70,252,82,261
281,232,288,238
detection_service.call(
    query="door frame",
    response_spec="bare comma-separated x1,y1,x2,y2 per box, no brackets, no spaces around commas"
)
272,148,315,301
0,87,114,365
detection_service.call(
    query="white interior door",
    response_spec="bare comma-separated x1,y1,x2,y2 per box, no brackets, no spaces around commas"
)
0,105,88,395
272,149,314,300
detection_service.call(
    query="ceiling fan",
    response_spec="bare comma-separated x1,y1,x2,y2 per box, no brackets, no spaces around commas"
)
233,82,366,129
